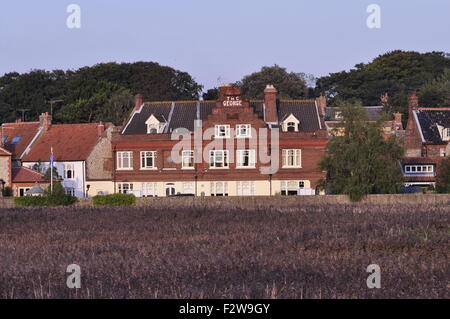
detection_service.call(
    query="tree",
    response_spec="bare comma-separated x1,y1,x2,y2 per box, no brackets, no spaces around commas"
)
319,100,404,201
238,65,309,99
316,51,450,113
0,62,203,125
418,68,450,107
436,157,450,193
202,88,219,100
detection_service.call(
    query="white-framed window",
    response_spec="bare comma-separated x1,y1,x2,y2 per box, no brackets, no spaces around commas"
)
64,163,75,179
210,182,228,196
140,151,157,169
118,183,133,194
117,151,133,170
18,188,31,197
236,181,255,196
182,150,195,169
440,148,447,157
215,125,230,138
64,188,75,196
236,149,256,168
404,165,434,174
182,182,195,195
236,124,251,138
142,182,157,197
287,122,297,132
210,150,229,168
165,183,176,196
282,149,302,168
280,181,304,196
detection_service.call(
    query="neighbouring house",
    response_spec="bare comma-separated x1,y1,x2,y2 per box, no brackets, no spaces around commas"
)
323,96,404,138
0,118,49,196
402,93,450,188
111,84,328,197
20,114,114,198
0,146,12,193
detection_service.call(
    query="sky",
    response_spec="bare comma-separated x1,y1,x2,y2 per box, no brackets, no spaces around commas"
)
0,0,449,90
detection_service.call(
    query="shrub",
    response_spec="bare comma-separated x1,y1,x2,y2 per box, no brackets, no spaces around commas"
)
93,193,136,206
2,186,12,197
14,182,77,207
14,196,48,207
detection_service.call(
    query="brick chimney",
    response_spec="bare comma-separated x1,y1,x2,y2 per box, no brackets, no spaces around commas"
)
134,94,143,111
317,93,327,117
97,121,105,136
264,84,277,123
408,93,419,113
39,112,52,131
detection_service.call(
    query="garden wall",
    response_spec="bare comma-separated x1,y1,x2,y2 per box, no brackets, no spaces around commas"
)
2,194,450,209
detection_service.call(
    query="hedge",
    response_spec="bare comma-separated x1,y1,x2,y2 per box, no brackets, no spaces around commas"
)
14,194,78,207
92,193,136,206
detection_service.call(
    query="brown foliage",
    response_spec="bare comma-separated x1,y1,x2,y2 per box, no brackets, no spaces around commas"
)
0,201,448,299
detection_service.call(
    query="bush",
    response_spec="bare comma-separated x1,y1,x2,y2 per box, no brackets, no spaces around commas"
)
93,193,136,206
2,186,12,197
13,196,48,207
14,182,77,207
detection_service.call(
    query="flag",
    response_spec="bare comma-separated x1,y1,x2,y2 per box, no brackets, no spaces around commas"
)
50,147,54,168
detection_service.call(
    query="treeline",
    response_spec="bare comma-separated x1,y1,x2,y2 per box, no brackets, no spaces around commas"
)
0,62,203,125
0,51,449,125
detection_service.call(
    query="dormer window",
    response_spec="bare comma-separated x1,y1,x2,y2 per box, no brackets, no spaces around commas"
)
145,114,166,134
287,122,297,132
437,125,450,142
282,114,300,132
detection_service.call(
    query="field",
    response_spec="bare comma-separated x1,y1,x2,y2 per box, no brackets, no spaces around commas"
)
0,199,448,299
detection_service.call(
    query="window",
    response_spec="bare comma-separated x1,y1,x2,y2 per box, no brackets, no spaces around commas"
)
117,151,133,170
287,122,297,132
236,149,256,168
440,148,447,157
182,182,194,195
165,183,175,196
236,124,251,138
237,181,255,196
118,183,133,194
64,188,75,196
19,188,30,197
182,150,195,169
210,150,229,168
215,125,230,138
10,135,21,145
1,136,7,144
64,163,75,179
282,149,302,168
280,181,304,196
210,182,228,196
140,151,157,169
404,165,434,174
142,182,157,197
334,111,344,120
147,125,158,134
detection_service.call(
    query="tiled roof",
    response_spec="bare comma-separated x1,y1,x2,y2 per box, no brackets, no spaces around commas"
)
414,109,450,144
122,100,321,134
23,123,112,162
0,122,41,159
12,166,47,183
0,146,12,156
401,157,440,165
325,106,385,122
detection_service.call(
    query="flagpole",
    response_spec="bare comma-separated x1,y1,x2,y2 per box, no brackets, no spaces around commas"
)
50,146,53,193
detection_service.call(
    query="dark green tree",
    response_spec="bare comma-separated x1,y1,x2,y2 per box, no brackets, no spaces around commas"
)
238,65,309,99
202,88,219,100
319,100,404,201
418,68,450,107
436,157,450,193
316,51,450,113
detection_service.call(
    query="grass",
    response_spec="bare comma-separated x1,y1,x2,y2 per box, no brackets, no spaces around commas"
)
0,201,448,299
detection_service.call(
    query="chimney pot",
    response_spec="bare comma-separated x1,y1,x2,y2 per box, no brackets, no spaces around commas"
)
97,122,105,136
39,112,52,131
317,93,327,117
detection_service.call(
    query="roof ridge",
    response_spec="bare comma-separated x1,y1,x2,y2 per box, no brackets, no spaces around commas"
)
15,165,45,176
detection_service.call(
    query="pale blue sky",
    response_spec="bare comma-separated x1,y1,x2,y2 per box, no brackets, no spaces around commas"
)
0,0,449,90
